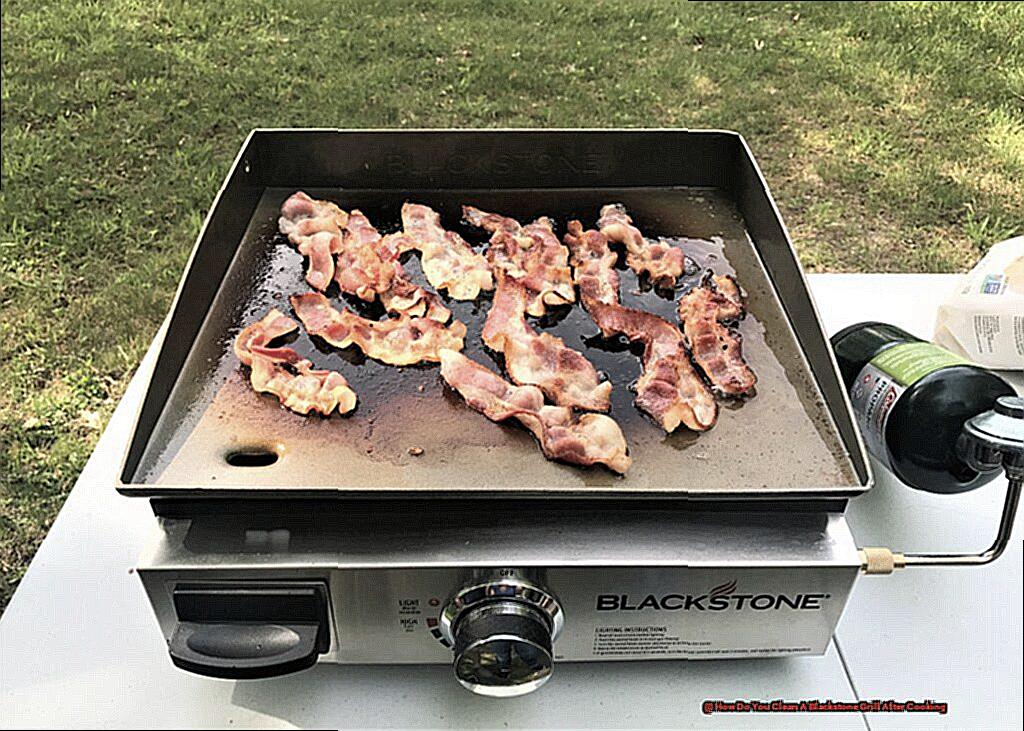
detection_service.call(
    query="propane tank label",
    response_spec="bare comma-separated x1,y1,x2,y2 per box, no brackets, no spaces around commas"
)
850,342,971,457
849,362,904,458
869,342,970,387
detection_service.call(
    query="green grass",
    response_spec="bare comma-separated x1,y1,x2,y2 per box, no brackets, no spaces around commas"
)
1,0,1022,610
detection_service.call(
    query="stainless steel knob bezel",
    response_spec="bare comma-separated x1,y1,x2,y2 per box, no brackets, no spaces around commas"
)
439,576,564,647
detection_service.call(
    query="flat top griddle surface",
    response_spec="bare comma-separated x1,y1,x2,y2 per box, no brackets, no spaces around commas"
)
131,187,858,495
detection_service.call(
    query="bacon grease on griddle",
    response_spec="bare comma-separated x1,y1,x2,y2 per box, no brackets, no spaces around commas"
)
290,292,466,367
678,274,757,397
483,272,612,412
439,349,631,474
564,220,718,432
234,308,357,416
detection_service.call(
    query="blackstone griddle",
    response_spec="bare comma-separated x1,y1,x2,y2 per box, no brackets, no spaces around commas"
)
118,129,869,501
119,130,1021,694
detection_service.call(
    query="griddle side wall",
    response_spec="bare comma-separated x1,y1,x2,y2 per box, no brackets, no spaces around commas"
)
120,135,263,483
726,138,870,487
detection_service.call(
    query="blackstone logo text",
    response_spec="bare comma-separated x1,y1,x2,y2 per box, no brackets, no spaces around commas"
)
595,582,829,612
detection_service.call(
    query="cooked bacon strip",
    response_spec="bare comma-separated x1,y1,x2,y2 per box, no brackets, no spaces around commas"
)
249,347,358,416
460,206,517,234
589,301,718,432
279,191,348,240
463,206,575,316
279,192,449,322
234,309,356,416
678,277,756,397
343,207,383,250
234,308,301,367
482,274,611,412
279,192,349,291
563,221,716,431
439,349,631,474
337,209,451,323
291,292,465,366
597,203,688,288
564,220,619,308
333,233,395,302
710,273,744,320
383,203,493,300
293,233,343,292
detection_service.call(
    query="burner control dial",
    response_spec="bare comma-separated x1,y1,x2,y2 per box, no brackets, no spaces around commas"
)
440,576,563,697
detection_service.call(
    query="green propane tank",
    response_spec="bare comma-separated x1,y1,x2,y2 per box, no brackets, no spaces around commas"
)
831,321,1016,493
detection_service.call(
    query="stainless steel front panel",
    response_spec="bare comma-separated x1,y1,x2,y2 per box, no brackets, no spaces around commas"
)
138,510,860,664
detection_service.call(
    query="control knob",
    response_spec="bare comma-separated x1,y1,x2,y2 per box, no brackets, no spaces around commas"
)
440,576,563,697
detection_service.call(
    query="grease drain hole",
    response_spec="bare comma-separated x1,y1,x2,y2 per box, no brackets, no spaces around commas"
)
225,448,279,468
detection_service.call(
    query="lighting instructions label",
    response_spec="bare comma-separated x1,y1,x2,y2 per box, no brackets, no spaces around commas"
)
592,626,810,658
593,626,709,656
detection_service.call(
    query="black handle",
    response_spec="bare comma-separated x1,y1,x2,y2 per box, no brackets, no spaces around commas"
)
170,621,321,679
168,583,329,679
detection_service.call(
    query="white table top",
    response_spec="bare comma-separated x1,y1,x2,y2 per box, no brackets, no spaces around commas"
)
1,274,1021,730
